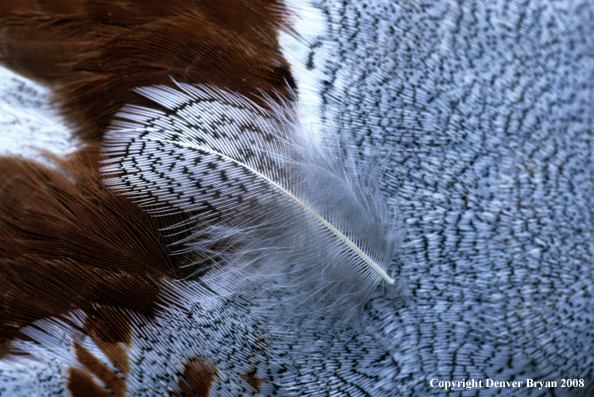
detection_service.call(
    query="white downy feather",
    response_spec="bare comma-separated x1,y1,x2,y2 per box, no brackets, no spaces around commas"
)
102,82,403,330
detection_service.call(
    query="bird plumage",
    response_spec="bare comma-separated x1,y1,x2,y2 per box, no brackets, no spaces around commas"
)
102,81,401,331
1,0,594,396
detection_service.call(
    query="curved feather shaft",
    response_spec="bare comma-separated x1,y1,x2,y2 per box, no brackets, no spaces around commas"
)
147,134,396,285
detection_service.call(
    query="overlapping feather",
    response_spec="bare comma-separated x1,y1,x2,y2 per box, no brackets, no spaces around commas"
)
102,82,402,328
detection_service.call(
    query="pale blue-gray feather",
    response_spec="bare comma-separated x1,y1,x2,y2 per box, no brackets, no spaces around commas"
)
278,0,594,395
101,81,402,333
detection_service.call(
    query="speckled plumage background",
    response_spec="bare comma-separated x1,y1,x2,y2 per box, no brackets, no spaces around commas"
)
286,1,594,395
1,0,593,396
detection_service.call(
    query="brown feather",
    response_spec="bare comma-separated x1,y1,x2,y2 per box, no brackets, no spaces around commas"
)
0,3,297,395
68,366,115,397
0,151,200,357
171,357,217,397
0,0,295,142
73,340,127,397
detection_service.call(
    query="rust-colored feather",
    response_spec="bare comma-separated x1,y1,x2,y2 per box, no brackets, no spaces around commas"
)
0,152,179,357
0,1,300,395
0,0,294,142
170,357,217,397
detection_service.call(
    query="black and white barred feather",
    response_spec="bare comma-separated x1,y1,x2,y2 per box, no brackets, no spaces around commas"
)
102,82,402,328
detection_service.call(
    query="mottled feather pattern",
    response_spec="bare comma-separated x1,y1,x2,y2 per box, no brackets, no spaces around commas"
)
102,82,402,329
1,0,594,396
283,0,594,395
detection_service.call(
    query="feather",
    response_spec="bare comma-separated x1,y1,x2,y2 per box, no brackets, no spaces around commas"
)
101,81,403,328
0,0,292,143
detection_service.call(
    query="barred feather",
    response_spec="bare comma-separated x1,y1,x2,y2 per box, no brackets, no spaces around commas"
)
101,82,402,327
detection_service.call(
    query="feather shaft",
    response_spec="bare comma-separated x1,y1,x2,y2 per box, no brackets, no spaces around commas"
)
146,134,396,285
102,82,401,328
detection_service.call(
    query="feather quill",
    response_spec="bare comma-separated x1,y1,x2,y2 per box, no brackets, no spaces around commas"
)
102,82,402,328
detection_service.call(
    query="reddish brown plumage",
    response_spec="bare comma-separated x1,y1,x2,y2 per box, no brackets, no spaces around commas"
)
68,366,116,397
83,307,132,376
170,357,217,397
0,152,176,357
0,0,294,143
0,1,296,394
73,340,127,397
